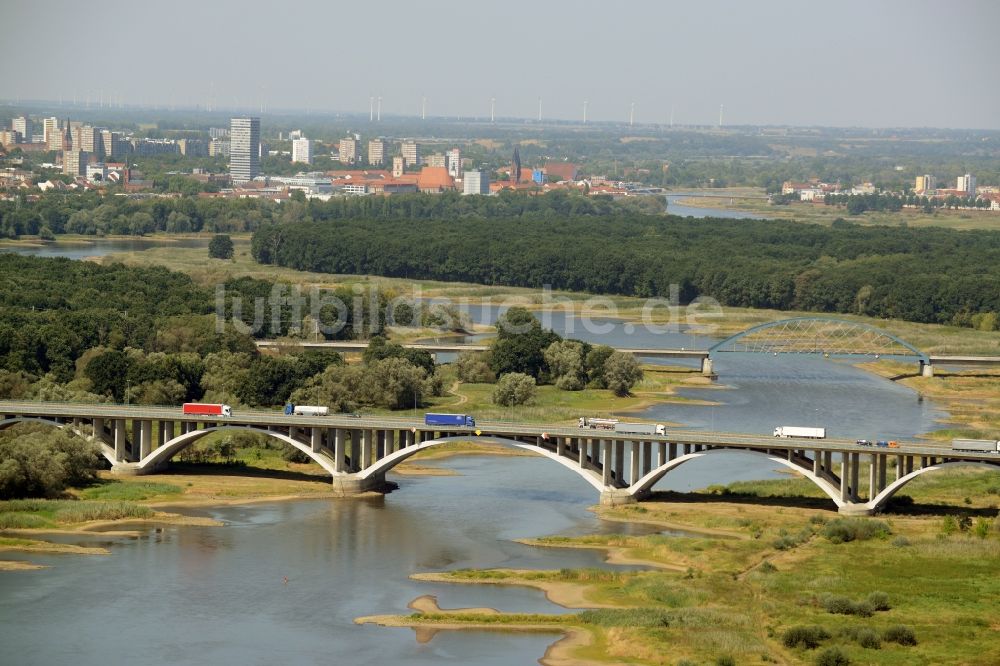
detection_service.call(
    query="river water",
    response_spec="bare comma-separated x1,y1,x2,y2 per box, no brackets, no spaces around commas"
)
0,237,210,260
0,236,946,665
664,193,766,219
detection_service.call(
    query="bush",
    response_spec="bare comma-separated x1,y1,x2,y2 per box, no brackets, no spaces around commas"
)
0,425,101,499
782,625,830,649
839,626,881,649
866,591,891,612
715,656,736,666
820,594,874,617
822,518,891,543
882,625,917,646
208,234,234,259
758,560,777,573
492,372,537,406
455,351,495,384
814,646,851,666
891,536,910,548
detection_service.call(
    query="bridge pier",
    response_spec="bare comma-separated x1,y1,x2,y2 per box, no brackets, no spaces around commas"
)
920,360,934,378
600,488,638,506
701,357,715,377
330,473,391,497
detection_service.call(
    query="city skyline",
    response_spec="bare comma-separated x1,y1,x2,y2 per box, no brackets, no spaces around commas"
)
3,0,999,130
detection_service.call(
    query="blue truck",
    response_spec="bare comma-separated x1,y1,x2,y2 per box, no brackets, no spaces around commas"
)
424,413,476,428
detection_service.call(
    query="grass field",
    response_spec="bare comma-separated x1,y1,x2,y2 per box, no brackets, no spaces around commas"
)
673,189,1000,230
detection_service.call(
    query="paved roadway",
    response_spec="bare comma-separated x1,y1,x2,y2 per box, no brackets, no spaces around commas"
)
3,401,997,463
256,341,1000,366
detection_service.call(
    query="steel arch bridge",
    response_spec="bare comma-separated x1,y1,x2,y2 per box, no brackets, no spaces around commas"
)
708,316,928,364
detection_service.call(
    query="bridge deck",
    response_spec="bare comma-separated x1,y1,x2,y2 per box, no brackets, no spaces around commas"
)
3,401,997,463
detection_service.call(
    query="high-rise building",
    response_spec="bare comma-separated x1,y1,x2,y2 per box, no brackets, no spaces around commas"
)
957,174,976,195
463,170,489,195
292,137,313,164
368,138,387,166
392,156,404,178
177,138,207,157
101,130,126,160
77,126,102,157
338,137,357,164
915,174,935,193
401,140,419,167
12,116,32,143
209,139,230,157
63,150,88,177
44,117,61,150
425,153,446,168
446,148,461,178
230,117,260,184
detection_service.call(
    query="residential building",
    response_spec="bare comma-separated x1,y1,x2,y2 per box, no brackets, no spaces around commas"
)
77,126,102,157
176,138,207,157
209,138,230,158
463,170,489,195
417,166,455,193
392,155,404,178
12,116,32,143
425,153,447,168
101,130,127,160
915,174,936,193
0,130,19,147
446,148,461,178
339,137,358,164
544,162,579,182
209,127,229,139
44,117,61,150
63,150,88,176
957,174,976,195
368,138,387,166
292,137,313,164
401,140,419,167
230,117,261,185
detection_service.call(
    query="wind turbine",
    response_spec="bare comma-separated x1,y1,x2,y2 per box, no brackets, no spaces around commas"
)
490,97,495,123
583,100,588,124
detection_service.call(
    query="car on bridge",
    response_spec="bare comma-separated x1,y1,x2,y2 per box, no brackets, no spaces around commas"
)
856,439,873,446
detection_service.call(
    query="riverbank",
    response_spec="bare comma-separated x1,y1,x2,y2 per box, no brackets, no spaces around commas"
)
356,488,1000,665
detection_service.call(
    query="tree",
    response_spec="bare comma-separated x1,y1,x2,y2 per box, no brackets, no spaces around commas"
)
603,352,643,397
492,372,537,406
490,307,561,379
208,234,234,260
544,340,586,390
584,344,615,388
84,349,132,401
0,424,101,499
360,357,428,410
455,351,496,383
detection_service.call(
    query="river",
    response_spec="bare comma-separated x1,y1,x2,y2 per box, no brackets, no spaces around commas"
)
0,237,210,260
0,238,947,665
664,193,766,219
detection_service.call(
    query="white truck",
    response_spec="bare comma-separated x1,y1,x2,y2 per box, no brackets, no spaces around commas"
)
579,417,619,430
613,422,666,436
951,438,1000,453
284,405,330,416
773,426,826,439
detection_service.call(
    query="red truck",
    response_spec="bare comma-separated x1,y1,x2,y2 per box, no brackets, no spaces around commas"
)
182,403,232,417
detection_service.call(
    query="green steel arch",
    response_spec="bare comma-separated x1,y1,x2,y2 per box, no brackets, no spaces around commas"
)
708,317,929,364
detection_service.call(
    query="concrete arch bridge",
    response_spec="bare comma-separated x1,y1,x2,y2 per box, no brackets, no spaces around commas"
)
3,402,998,515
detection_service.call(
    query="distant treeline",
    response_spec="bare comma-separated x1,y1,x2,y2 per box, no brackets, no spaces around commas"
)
252,215,1000,328
0,190,641,239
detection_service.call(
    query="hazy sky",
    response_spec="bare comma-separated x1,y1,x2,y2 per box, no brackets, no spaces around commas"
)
5,0,999,128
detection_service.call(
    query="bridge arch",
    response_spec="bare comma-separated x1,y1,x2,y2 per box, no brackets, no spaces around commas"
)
357,435,607,492
708,317,928,364
0,416,117,464
628,448,845,509
138,425,339,475
868,461,1000,513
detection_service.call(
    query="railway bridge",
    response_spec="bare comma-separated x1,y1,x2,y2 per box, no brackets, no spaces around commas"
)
2,401,998,516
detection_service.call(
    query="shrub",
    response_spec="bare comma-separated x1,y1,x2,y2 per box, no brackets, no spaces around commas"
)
782,625,830,649
866,591,891,612
814,646,851,666
822,518,891,543
758,560,777,573
839,626,881,649
820,594,874,617
492,372,537,406
891,536,910,548
941,515,958,535
0,425,101,499
715,656,736,666
882,625,917,646
208,234,234,259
